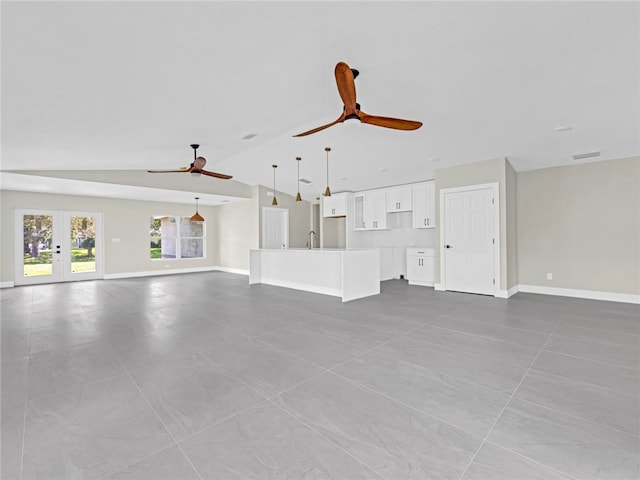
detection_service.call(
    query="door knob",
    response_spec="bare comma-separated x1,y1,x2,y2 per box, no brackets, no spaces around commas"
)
445,245,452,249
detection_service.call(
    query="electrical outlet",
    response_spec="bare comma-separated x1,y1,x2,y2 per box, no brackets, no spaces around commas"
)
546,273,553,280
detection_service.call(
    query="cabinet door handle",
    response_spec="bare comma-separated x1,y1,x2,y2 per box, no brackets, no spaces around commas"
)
427,218,430,226
424,218,426,226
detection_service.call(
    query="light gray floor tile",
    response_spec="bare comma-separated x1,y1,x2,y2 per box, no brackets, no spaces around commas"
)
515,370,639,435
554,323,640,349
1,356,29,408
3,275,638,480
107,327,195,373
294,315,397,350
463,442,573,479
28,321,102,355
166,316,249,353
26,340,125,400
201,337,324,397
22,375,173,480
1,403,26,480
103,446,200,480
2,329,30,364
181,401,383,479
377,335,529,394
409,325,540,367
531,350,640,396
545,333,640,370
334,351,509,437
559,313,640,336
429,316,549,348
274,372,482,480
488,398,640,480
255,326,367,369
130,353,265,440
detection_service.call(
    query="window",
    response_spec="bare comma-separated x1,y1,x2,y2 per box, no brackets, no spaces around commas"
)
150,216,205,260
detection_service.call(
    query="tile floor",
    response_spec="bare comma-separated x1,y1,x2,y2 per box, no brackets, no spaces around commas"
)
1,272,638,479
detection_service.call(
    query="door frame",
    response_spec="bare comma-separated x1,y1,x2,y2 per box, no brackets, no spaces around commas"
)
439,182,500,295
15,209,104,286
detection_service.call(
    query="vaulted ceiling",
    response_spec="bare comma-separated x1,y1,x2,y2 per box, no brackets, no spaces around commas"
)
2,1,639,204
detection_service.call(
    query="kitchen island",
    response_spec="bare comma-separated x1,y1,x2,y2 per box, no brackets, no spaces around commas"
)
249,248,380,302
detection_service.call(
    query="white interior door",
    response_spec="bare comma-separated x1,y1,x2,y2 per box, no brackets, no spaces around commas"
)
15,209,103,286
440,184,498,295
262,207,289,249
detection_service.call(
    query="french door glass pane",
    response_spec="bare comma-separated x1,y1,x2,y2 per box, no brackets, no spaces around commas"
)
69,215,96,273
22,214,53,277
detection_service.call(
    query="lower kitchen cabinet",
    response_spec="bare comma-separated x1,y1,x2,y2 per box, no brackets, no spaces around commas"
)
406,247,435,286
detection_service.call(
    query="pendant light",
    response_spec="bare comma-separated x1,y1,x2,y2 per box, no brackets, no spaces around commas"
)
271,164,278,205
295,156,302,202
190,197,204,222
324,147,332,197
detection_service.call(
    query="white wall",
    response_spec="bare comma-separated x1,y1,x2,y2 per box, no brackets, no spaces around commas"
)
1,190,219,283
517,156,640,296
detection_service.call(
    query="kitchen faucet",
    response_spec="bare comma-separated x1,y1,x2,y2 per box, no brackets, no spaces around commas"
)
307,230,316,249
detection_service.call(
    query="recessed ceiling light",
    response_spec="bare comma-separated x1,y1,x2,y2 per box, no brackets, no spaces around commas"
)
554,126,573,132
241,133,258,140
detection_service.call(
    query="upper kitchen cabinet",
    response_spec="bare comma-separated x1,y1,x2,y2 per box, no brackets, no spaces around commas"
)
354,190,387,230
412,181,435,228
323,192,347,217
386,186,413,212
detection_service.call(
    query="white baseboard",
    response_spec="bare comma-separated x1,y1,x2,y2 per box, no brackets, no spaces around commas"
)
0,281,15,289
434,283,444,291
518,284,640,304
495,285,520,299
103,266,222,280
214,266,249,276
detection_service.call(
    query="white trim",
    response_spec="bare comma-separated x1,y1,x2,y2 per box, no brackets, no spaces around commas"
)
518,284,640,304
495,286,519,298
0,281,15,289
439,182,500,296
434,283,445,291
104,266,220,280
214,266,249,276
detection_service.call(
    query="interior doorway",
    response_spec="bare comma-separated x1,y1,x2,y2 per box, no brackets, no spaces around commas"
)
261,207,289,249
439,183,499,295
15,209,103,286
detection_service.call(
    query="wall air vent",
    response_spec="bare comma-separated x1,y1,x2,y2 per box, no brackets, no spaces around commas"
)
572,150,601,160
299,178,312,184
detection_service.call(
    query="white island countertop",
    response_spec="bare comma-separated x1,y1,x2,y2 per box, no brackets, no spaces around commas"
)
249,248,380,302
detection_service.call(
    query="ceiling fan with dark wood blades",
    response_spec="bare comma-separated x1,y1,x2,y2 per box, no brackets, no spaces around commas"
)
293,61,423,137
147,144,233,179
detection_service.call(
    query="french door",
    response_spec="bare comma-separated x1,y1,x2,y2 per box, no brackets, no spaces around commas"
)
15,209,103,286
440,183,499,295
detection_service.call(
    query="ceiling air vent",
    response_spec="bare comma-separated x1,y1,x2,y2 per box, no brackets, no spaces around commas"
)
299,178,312,185
572,150,601,160
241,133,257,140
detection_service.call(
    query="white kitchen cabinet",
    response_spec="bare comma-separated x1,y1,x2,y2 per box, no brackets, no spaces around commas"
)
323,193,347,217
386,186,413,212
354,190,387,230
412,181,435,229
406,247,435,286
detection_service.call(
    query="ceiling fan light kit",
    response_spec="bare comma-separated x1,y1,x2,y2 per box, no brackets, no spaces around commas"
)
293,62,422,137
147,144,233,180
